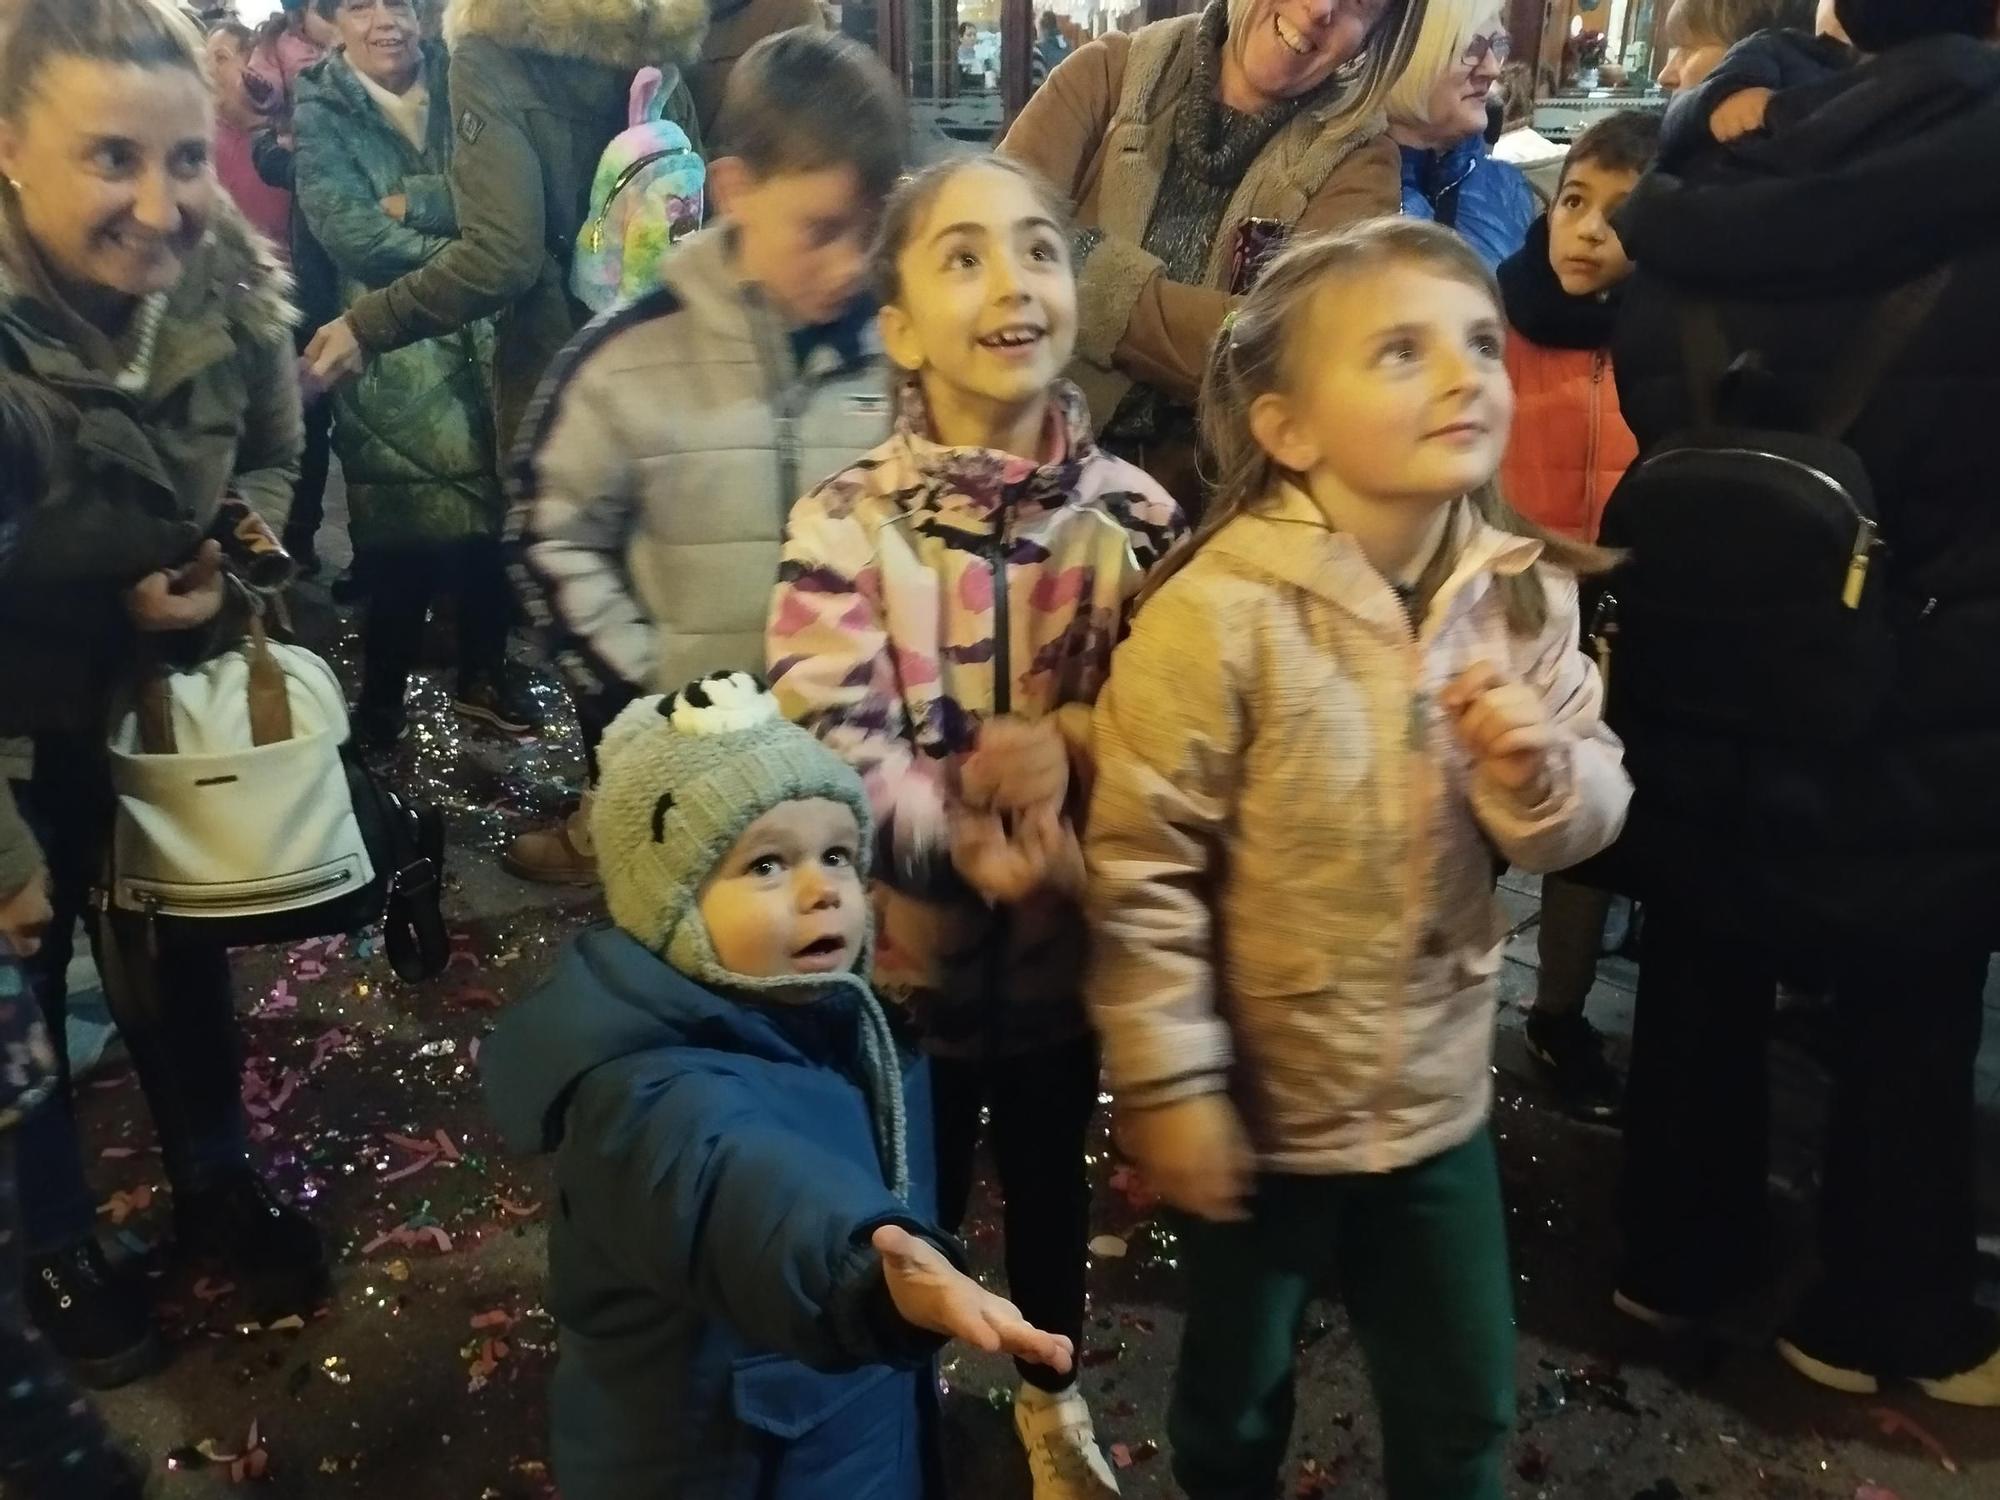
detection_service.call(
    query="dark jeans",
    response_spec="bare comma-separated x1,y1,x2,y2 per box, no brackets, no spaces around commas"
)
931,1034,1098,1393
0,1135,133,1496
355,537,513,717
9,736,249,1254
1533,874,1613,1019
1620,901,1993,1377
1170,1135,1515,1500
281,392,334,553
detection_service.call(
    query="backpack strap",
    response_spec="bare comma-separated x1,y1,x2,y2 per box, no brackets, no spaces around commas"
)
1810,267,1951,439
1676,267,1950,436
1675,299,1733,429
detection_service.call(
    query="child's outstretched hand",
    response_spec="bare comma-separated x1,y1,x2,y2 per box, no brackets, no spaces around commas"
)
872,1225,1075,1375
1118,1093,1254,1223
1442,661,1561,802
960,716,1069,814
950,802,1084,905
1709,86,1773,142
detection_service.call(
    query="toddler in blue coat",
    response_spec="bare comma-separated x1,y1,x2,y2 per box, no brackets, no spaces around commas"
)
483,671,1071,1500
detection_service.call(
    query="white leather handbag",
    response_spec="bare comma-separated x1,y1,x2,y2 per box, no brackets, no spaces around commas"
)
106,619,374,929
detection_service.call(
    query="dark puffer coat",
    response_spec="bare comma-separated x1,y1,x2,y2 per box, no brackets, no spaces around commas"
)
1607,34,2000,952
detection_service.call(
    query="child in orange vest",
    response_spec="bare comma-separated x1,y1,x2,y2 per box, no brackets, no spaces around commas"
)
1497,108,1658,1123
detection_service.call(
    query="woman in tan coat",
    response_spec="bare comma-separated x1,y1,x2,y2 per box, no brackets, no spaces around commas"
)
1001,0,1425,508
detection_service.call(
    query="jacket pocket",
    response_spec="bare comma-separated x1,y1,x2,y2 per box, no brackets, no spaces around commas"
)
730,1355,919,1499
730,1353,894,1440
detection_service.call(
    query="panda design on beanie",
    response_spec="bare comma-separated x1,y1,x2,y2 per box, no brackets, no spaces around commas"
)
591,672,908,1199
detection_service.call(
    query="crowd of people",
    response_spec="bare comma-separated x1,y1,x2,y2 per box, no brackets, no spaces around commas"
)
0,0,1995,1497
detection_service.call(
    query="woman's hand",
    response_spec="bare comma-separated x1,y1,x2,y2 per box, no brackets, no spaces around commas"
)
0,866,52,959
380,193,409,221
1442,660,1561,802
873,1224,1075,1374
1117,1094,1253,1223
960,716,1070,814
123,539,226,632
304,317,367,387
949,802,1082,904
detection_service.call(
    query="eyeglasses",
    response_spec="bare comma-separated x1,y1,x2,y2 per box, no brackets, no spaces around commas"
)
1461,32,1513,69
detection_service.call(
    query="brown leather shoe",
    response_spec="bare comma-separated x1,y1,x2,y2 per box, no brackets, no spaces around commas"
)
501,799,598,886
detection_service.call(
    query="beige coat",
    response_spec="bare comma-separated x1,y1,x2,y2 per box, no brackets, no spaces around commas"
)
1084,490,1631,1175
1001,12,1405,426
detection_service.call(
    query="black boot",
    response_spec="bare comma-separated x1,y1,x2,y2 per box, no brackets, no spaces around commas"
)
23,1238,165,1390
174,1171,328,1314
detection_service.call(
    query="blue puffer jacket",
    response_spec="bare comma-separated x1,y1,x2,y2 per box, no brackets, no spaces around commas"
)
1400,135,1539,269
482,924,951,1500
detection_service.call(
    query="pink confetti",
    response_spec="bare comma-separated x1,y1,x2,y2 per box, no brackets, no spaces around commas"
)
385,1132,441,1154
1110,1444,1133,1470
1868,1408,1957,1473
294,959,328,981
97,1185,154,1224
495,1196,542,1219
192,1276,236,1302
99,1146,138,1160
377,1155,436,1184
434,1128,461,1162
470,1309,516,1331
308,1027,349,1072
452,986,503,1010
1856,1488,1903,1500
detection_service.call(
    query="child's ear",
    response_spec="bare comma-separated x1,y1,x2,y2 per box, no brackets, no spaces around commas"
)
878,301,926,375
706,155,752,219
1247,390,1317,473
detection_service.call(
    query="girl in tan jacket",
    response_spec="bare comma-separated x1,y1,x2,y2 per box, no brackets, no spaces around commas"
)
1084,220,1631,1500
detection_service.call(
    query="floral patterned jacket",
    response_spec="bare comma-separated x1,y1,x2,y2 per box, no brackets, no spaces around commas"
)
769,380,1186,1056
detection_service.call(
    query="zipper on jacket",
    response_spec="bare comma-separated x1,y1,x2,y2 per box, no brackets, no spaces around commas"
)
743,292,804,521
1585,350,1605,530
988,523,1013,718
1589,590,1619,697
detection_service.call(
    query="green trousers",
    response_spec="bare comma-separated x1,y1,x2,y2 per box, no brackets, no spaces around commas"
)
1169,1130,1515,1500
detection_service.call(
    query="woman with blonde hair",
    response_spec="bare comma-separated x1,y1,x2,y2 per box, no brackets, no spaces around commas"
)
1389,0,1537,267
1002,0,1427,511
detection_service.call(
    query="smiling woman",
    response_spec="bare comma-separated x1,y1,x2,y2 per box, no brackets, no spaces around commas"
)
1001,0,1426,513
0,0,320,1403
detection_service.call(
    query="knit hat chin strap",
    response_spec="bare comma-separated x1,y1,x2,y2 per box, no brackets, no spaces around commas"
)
665,909,910,1203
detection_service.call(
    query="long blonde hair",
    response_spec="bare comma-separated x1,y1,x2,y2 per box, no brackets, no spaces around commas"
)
1154,218,1615,635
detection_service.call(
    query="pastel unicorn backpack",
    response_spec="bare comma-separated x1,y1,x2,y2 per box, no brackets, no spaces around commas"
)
573,67,705,314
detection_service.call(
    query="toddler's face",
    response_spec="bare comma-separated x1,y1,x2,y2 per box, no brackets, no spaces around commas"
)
1548,159,1639,298
697,799,866,980
1251,262,1513,507
881,163,1078,421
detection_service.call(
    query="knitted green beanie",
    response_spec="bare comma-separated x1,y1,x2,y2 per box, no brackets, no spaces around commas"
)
593,671,875,958
592,672,907,1198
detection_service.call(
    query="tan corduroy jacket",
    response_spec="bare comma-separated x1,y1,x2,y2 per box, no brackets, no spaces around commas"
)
1001,12,1403,427
1084,490,1632,1175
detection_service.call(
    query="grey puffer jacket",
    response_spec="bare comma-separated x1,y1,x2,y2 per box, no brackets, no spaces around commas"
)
507,225,891,728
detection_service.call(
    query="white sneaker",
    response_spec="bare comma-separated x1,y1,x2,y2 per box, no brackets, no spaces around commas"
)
1014,1384,1121,1499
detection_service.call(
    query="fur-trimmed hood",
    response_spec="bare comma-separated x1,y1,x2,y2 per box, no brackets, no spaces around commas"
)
0,188,294,358
446,0,709,69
